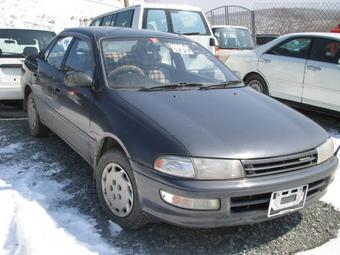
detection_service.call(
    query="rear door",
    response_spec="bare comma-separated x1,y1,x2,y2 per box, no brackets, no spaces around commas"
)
258,37,312,102
35,36,73,124
303,37,340,111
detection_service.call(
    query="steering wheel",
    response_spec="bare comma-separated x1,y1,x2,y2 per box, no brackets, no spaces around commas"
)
108,65,145,81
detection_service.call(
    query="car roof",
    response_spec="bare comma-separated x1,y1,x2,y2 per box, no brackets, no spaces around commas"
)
211,25,249,30
0,27,55,33
62,27,186,41
93,3,204,19
282,32,340,40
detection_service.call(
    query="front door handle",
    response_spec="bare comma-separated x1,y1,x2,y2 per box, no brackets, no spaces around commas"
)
259,58,271,63
307,65,321,71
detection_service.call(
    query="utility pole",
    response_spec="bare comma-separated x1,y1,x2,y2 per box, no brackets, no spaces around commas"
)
124,0,129,7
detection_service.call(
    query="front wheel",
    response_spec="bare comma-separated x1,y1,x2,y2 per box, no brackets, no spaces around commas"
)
27,93,50,137
96,149,148,229
244,74,269,95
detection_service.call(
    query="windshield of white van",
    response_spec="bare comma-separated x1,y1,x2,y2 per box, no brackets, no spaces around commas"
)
0,29,55,58
213,28,254,50
102,37,240,89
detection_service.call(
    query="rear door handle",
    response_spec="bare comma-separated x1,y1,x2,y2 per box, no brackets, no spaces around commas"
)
259,58,271,63
307,65,321,71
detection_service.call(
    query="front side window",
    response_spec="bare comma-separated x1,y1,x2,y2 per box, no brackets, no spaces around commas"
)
101,37,237,88
144,9,168,32
46,36,72,69
115,10,134,27
169,10,209,35
64,39,94,77
213,28,254,50
0,29,55,58
310,37,340,64
268,37,311,59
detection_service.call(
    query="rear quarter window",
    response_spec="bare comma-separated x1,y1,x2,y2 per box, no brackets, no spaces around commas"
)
114,9,134,27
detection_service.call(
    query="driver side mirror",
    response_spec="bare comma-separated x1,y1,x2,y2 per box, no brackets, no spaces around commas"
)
64,71,93,88
338,58,340,65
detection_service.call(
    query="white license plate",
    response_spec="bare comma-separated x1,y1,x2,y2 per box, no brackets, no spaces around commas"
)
268,185,308,217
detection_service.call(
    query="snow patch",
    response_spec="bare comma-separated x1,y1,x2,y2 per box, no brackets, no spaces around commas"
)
0,146,121,254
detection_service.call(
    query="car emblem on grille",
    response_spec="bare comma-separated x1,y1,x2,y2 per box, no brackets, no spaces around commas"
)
299,156,312,162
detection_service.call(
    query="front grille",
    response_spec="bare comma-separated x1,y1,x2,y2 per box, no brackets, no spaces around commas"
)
230,177,330,214
242,150,317,177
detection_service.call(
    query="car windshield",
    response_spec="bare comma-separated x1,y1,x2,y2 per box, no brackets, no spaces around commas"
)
0,29,55,58
101,37,240,89
169,10,210,35
213,27,254,50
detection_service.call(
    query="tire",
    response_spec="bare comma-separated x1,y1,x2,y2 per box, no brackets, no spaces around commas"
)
27,93,50,137
244,74,269,95
96,149,148,229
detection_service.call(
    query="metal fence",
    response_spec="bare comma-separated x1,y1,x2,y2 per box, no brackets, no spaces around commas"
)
206,1,340,36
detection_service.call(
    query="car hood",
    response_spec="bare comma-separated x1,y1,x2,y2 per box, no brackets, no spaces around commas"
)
117,87,328,159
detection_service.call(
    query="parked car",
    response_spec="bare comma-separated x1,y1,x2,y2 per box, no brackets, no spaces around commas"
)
256,33,280,46
226,32,340,114
331,24,340,33
211,25,254,62
22,27,338,229
89,3,217,54
0,28,55,101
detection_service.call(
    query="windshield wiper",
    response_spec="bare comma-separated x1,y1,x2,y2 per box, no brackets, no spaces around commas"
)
141,82,206,91
203,80,244,89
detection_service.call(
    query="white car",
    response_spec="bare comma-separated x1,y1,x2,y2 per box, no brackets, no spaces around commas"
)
211,25,254,62
90,3,217,54
0,28,55,101
226,32,340,113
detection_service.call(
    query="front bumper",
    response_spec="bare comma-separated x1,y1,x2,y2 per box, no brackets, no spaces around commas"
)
131,156,338,228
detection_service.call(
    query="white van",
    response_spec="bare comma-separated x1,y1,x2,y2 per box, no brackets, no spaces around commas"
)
90,3,217,54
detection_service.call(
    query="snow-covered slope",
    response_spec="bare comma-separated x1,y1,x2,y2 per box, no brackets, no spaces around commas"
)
0,0,143,33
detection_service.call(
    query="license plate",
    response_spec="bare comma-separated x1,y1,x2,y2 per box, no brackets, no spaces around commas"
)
268,185,308,217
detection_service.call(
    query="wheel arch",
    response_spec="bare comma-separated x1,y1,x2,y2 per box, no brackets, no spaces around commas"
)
94,134,131,176
243,71,270,91
23,85,33,112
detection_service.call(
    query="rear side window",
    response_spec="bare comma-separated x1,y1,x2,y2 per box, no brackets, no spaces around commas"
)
114,10,134,27
102,15,114,26
144,9,169,32
268,37,312,59
310,37,340,64
91,18,102,26
46,36,73,70
170,10,209,35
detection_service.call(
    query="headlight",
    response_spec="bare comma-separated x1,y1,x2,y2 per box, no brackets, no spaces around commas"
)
154,156,244,179
316,138,334,164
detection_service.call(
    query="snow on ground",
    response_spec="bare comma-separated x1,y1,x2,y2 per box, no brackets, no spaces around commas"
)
0,142,121,255
0,0,144,33
299,133,340,255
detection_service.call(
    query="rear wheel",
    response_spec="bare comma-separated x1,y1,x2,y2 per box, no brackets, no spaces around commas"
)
27,93,50,137
96,149,148,229
245,74,269,95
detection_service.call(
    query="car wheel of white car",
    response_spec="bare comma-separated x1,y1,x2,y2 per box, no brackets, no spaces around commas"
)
96,149,149,229
245,74,268,95
27,93,50,137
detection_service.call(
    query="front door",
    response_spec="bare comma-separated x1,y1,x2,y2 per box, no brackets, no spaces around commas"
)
303,37,340,112
258,37,312,102
55,37,96,162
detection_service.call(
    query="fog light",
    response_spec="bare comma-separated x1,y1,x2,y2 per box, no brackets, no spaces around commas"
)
160,190,220,210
